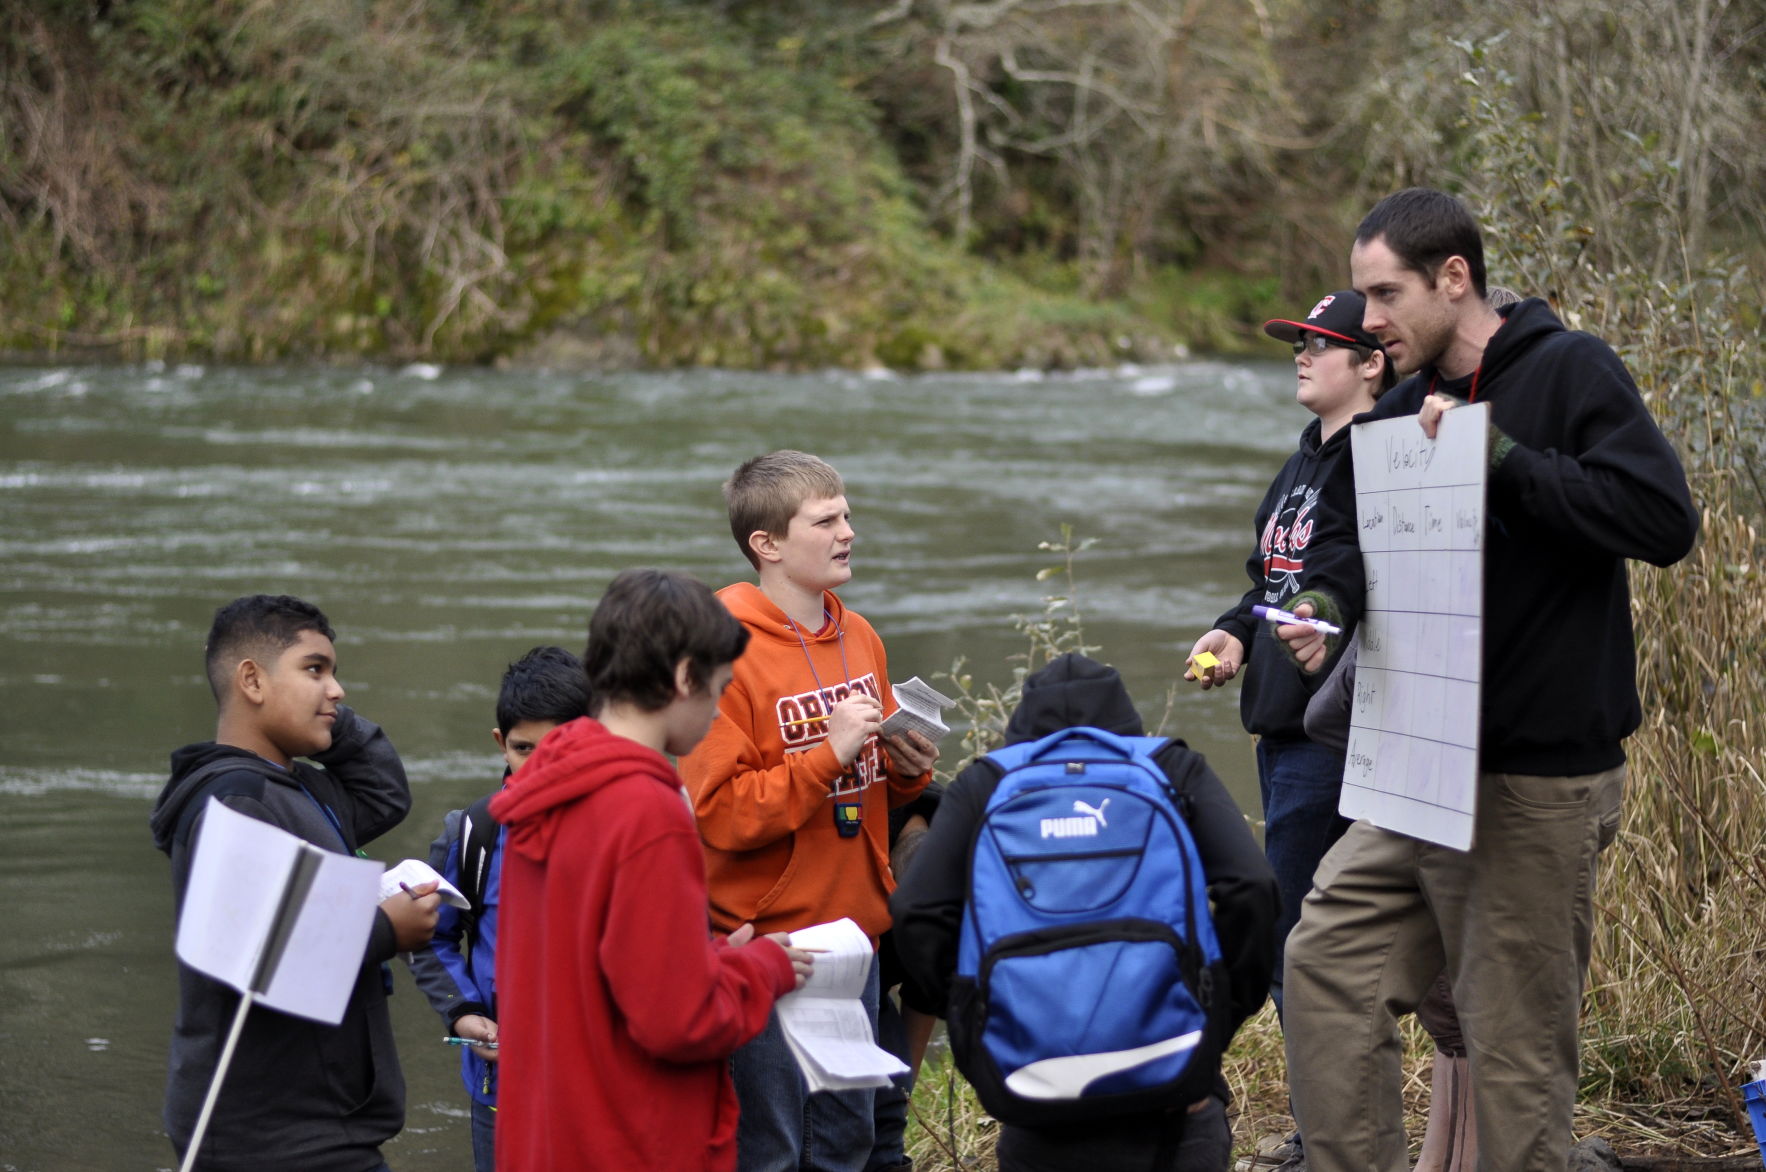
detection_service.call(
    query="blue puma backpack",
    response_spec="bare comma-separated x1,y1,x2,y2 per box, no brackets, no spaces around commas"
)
949,726,1226,1126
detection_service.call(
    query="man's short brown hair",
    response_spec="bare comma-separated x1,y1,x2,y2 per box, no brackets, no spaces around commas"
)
1356,187,1488,299
723,451,845,570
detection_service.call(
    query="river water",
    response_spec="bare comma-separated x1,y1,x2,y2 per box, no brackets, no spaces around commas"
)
0,358,1301,1169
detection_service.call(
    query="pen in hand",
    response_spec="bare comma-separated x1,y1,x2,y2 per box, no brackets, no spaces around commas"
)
1252,604,1342,637
443,1036,498,1049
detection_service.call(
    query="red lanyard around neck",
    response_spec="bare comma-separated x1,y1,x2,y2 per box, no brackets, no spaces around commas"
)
1428,360,1483,403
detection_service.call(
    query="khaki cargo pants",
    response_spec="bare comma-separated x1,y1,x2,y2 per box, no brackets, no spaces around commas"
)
1283,765,1624,1172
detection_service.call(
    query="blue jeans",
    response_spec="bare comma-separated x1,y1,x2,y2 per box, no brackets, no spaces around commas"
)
735,953,880,1172
470,1098,496,1172
1255,735,1350,1017
866,981,914,1172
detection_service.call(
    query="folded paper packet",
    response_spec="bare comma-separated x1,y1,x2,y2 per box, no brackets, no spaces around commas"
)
379,857,471,909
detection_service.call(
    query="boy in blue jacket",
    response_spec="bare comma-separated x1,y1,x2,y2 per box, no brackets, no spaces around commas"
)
407,645,589,1172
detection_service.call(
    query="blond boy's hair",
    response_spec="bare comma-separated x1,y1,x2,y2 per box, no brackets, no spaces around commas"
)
724,450,845,570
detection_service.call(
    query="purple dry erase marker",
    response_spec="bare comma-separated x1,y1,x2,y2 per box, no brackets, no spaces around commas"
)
1252,604,1342,637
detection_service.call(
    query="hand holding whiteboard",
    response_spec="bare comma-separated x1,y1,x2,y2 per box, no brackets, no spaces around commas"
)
1342,402,1488,851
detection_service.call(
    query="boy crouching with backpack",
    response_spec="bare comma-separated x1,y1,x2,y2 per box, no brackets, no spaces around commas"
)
889,653,1278,1171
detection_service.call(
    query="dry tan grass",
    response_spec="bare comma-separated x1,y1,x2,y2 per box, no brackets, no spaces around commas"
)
1578,485,1766,1156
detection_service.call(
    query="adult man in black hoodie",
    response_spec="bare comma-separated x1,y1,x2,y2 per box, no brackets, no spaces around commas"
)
1273,189,1700,1172
149,594,438,1171
890,653,1277,1170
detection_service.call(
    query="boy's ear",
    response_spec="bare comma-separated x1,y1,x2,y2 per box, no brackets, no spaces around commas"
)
492,727,507,750
747,529,783,566
673,657,696,700
233,657,267,707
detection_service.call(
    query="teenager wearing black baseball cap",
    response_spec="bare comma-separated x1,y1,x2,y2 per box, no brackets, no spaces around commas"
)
1261,291,1394,443
1184,291,1392,1141
1261,288,1385,350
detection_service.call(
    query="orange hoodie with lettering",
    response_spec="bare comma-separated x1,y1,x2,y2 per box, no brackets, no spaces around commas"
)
679,583,932,942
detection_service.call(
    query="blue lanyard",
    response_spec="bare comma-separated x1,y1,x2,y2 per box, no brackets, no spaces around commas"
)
295,779,352,852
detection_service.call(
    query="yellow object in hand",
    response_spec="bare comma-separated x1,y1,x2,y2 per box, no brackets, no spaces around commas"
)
1189,650,1220,679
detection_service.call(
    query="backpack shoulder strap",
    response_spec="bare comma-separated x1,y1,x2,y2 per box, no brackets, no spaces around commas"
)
1147,738,1204,819
1126,734,1170,761
456,792,501,925
982,739,1035,772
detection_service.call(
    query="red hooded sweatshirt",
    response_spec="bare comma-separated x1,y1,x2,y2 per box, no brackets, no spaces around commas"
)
678,584,932,943
489,717,796,1172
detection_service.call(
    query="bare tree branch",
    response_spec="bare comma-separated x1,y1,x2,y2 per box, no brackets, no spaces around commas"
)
866,0,917,29
934,35,979,243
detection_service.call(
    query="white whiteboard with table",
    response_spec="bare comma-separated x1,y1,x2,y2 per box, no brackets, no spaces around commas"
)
1340,402,1488,850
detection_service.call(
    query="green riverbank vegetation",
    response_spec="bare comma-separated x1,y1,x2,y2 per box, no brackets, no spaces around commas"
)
4,0,1760,370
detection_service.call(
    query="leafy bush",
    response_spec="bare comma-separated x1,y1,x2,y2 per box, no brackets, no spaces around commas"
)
0,2,1185,367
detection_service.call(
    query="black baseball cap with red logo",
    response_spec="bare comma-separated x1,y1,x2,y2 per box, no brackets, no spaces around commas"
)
1263,290,1384,351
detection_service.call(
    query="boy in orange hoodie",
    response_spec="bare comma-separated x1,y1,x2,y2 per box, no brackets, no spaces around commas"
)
681,450,937,1172
490,569,812,1171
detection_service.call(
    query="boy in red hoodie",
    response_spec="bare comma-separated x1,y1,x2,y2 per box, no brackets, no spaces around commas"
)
490,569,812,1172
680,450,937,1172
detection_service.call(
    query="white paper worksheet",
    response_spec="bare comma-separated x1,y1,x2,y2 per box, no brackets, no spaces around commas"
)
1340,403,1487,850
176,798,383,1023
773,917,908,1092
